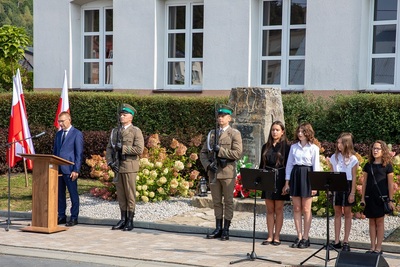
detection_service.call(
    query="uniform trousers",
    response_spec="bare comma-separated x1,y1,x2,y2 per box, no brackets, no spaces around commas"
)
117,172,137,211
210,178,236,220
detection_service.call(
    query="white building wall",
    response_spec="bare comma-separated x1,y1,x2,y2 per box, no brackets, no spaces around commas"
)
33,0,375,92
305,0,368,91
203,0,252,90
34,0,71,89
113,0,158,90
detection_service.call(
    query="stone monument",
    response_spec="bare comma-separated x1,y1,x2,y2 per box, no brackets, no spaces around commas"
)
229,87,285,166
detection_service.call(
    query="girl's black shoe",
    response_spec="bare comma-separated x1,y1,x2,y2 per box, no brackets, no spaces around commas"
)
290,238,300,248
298,238,310,249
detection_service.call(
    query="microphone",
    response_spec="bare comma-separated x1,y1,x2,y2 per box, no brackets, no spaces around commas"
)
33,132,46,139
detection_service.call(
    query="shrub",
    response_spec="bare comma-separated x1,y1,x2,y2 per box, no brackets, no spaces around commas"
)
86,134,203,202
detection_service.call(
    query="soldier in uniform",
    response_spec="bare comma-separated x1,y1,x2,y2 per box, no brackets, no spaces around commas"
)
200,104,243,241
106,104,144,231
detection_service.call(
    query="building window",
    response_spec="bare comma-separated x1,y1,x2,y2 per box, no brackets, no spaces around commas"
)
166,2,203,89
82,8,113,88
260,0,306,90
370,0,397,88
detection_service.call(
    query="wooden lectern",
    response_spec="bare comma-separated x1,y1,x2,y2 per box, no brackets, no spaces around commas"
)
19,153,73,234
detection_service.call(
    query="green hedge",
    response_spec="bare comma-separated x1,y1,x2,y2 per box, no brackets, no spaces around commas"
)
2,91,400,176
0,92,227,136
1,92,400,144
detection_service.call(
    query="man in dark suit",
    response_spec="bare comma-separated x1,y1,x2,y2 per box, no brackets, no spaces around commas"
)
53,111,84,227
200,104,243,241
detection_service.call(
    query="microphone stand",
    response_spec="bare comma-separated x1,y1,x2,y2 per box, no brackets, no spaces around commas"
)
2,132,45,231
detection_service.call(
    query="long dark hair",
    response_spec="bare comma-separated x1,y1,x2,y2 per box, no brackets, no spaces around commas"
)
261,121,288,168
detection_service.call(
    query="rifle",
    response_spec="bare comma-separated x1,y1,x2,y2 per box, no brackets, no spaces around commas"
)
207,103,219,183
111,105,123,183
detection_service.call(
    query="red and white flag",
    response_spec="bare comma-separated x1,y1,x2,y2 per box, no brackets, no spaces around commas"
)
53,70,70,128
7,69,35,169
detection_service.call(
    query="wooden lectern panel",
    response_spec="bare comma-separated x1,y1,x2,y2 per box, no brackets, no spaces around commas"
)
18,153,73,234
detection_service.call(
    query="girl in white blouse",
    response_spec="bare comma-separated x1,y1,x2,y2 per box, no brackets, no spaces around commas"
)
329,133,359,252
283,122,321,249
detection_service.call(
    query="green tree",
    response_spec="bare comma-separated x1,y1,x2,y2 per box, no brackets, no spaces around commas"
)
0,25,30,91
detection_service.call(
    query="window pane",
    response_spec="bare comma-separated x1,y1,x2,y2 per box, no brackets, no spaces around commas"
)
84,36,99,59
105,62,113,84
192,33,203,58
169,6,186,30
193,5,204,29
262,60,281,84
168,33,185,58
263,1,282,26
373,25,396,54
290,29,306,55
84,10,99,32
105,35,113,59
105,9,113,32
192,61,203,85
262,30,282,56
168,62,185,84
291,0,307,24
371,58,395,84
84,62,99,84
289,60,304,85
374,0,397,21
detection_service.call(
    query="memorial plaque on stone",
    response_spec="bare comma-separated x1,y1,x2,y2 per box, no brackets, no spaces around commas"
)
229,87,285,166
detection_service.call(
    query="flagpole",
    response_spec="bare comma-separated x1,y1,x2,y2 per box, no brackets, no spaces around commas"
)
23,160,28,187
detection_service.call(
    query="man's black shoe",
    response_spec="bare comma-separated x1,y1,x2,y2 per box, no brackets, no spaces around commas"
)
58,217,67,225
66,219,78,227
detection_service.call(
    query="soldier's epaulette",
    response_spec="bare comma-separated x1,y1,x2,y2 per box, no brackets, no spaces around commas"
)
230,128,240,134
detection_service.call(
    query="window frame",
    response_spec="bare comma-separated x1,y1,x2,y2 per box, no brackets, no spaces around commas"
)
164,1,204,90
259,0,306,91
81,6,113,89
368,0,399,90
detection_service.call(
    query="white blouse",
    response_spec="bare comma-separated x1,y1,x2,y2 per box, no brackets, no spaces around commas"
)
285,142,321,180
329,153,358,181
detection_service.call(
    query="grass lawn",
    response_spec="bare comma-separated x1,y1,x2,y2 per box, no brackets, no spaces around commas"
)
0,173,105,211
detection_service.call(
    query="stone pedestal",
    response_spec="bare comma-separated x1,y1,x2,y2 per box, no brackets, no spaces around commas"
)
229,87,284,166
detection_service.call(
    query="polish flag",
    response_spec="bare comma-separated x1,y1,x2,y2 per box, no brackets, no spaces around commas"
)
53,70,70,128
7,69,35,169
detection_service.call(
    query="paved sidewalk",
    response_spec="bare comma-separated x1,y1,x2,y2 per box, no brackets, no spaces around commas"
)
0,220,399,267
0,209,399,267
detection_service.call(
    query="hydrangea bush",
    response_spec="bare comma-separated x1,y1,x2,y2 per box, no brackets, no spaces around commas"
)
85,134,202,202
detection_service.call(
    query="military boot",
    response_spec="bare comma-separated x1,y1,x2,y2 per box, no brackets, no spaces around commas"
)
221,219,231,241
123,211,135,231
206,218,223,239
111,209,126,230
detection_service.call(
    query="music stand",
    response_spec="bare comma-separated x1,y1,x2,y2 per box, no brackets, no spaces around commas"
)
229,168,281,265
300,171,348,267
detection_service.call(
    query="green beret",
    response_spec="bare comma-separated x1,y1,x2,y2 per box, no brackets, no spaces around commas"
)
120,103,136,116
217,104,233,115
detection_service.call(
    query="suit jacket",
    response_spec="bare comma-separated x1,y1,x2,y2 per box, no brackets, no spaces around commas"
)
106,124,144,173
200,126,242,179
53,126,84,175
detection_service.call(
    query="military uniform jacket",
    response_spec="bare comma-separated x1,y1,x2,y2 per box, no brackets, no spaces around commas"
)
106,124,144,173
200,126,243,179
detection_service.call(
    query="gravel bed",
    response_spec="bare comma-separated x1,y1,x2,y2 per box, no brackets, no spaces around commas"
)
74,195,400,243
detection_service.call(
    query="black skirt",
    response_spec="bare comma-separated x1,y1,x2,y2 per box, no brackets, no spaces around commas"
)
334,180,355,207
261,168,290,201
289,165,313,197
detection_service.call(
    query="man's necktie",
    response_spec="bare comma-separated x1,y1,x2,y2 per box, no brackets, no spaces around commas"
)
62,131,67,144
